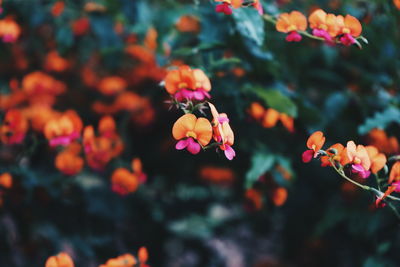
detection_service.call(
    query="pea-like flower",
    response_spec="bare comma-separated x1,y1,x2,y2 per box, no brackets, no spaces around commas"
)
276,11,307,42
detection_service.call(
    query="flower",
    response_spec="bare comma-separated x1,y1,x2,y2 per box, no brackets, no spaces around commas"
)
176,15,200,33
199,166,235,184
276,11,307,42
245,188,263,211
97,76,127,96
0,109,28,145
388,161,400,184
172,113,212,155
51,1,65,17
164,65,211,101
365,146,387,174
0,17,21,43
346,141,371,178
302,131,325,163
138,247,149,266
99,253,136,267
248,103,294,132
131,158,147,183
271,187,288,206
308,9,341,43
44,51,69,72
0,173,12,189
367,129,399,155
45,252,74,267
111,168,139,195
209,102,236,160
55,143,84,175
214,0,263,15
44,110,83,147
395,0,400,9
83,116,123,170
336,14,362,46
320,143,347,167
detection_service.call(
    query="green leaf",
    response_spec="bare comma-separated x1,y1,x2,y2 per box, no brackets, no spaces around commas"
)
232,8,265,46
245,152,275,188
254,88,298,117
358,107,400,135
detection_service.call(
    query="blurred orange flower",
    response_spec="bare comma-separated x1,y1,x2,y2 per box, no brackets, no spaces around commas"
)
248,102,295,132
0,109,28,145
0,17,21,43
271,187,288,206
199,166,235,184
100,253,137,267
367,129,399,155
44,51,69,72
176,15,200,33
111,168,139,196
245,188,263,211
302,131,325,163
55,143,84,175
44,110,83,147
0,173,13,189
97,76,127,96
45,252,74,267
51,1,65,17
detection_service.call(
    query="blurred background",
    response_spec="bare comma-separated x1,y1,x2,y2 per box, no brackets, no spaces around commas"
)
1,0,400,266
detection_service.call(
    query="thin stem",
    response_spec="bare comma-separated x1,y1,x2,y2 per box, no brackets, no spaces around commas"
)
328,158,400,202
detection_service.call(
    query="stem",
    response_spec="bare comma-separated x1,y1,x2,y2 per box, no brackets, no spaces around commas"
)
328,158,400,202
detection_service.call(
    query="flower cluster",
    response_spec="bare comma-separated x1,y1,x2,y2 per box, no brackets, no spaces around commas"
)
247,102,294,132
302,131,400,209
44,247,149,267
164,66,236,160
276,9,364,46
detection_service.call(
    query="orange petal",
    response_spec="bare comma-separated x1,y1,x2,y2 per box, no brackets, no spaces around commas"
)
262,108,280,128
344,15,362,37
194,117,213,146
306,131,325,151
172,113,197,140
371,153,387,174
291,11,307,31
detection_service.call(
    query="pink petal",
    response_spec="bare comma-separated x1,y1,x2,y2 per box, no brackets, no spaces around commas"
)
286,31,302,42
302,150,314,163
224,145,236,160
193,90,205,100
393,181,400,192
340,33,356,46
176,139,189,150
187,138,201,154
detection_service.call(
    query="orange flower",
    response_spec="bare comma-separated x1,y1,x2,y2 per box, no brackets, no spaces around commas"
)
131,158,147,183
100,253,136,267
276,11,307,42
83,116,123,170
51,1,65,17
22,71,66,105
84,2,106,12
144,27,157,51
346,141,371,178
320,143,347,167
97,76,127,96
395,0,400,9
172,113,212,155
336,14,362,45
199,166,235,184
248,103,295,132
0,17,21,43
164,65,211,101
308,9,341,42
44,110,83,147
389,162,400,184
214,0,263,15
111,168,139,195
0,173,12,189
302,131,325,163
55,143,84,176
271,187,288,206
138,247,148,265
1,109,28,145
22,105,60,132
44,51,69,72
367,129,399,155
176,15,201,33
71,17,90,36
365,146,387,174
261,108,280,128
245,189,263,211
209,102,235,160
45,252,74,267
